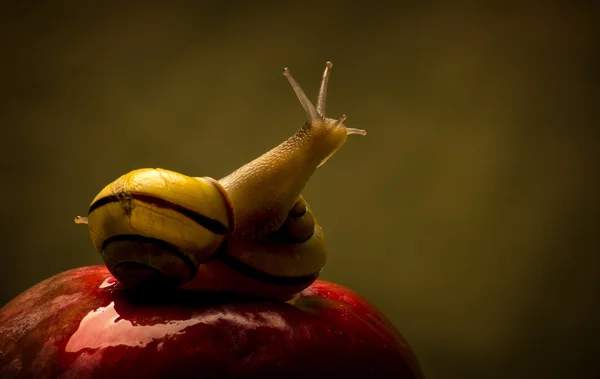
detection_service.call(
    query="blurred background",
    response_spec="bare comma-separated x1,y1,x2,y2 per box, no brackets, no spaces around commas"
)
1,1,598,378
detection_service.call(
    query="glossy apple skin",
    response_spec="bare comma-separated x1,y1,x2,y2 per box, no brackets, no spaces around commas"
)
0,265,424,379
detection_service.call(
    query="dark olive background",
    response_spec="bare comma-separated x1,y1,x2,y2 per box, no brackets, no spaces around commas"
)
1,2,599,379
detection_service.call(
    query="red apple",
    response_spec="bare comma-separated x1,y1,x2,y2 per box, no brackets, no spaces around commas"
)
0,265,424,378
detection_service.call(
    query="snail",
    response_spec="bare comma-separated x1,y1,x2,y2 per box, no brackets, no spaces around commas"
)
75,61,366,300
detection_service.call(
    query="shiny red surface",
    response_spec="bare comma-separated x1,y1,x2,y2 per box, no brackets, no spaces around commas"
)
0,266,424,378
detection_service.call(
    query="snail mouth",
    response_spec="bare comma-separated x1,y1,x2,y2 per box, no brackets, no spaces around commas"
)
112,261,184,290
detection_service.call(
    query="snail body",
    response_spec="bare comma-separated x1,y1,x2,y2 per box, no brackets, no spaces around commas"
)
76,62,366,300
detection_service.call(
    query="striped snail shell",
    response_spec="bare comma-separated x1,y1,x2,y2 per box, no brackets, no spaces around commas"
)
75,61,366,300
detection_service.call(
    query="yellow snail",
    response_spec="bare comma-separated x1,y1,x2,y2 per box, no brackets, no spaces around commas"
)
75,61,366,300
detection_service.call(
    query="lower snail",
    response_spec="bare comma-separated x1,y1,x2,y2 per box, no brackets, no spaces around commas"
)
75,61,366,300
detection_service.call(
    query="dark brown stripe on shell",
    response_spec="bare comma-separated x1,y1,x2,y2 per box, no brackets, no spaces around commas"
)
218,252,320,286
89,192,229,235
102,234,198,278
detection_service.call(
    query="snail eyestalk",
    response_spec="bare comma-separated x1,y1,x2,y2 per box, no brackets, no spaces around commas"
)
316,61,333,117
283,67,322,123
74,216,88,224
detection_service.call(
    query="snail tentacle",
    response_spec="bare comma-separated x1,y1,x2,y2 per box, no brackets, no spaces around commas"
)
316,61,333,117
283,67,322,123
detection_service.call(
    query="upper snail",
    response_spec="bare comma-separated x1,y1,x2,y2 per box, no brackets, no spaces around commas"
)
75,61,366,300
